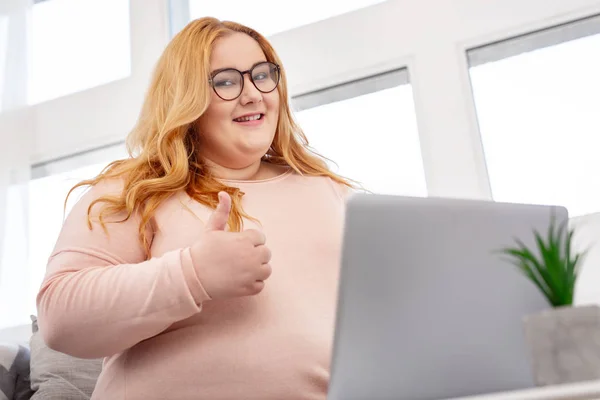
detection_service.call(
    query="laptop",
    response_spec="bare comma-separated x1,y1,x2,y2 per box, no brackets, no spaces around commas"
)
328,193,568,400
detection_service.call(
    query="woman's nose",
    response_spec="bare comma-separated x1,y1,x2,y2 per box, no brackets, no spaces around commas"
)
239,74,262,104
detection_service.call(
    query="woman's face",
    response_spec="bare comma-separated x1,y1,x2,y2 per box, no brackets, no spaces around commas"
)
195,32,280,170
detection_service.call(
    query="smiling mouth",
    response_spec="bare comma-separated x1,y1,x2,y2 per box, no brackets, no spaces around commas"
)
233,113,264,122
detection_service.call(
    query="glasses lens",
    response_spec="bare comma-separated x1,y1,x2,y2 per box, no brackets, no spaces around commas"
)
212,70,243,100
252,62,279,93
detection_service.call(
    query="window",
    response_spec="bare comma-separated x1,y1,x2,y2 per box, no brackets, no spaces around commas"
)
188,0,387,37
0,15,8,111
468,17,600,217
28,0,131,104
0,181,29,328
26,144,128,316
293,70,427,196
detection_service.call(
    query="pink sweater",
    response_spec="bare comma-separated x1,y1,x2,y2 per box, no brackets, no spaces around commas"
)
36,170,347,400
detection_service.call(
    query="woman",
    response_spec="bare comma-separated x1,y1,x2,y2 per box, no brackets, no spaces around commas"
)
36,17,355,400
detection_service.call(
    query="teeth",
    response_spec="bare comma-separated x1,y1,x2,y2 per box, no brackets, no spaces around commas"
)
235,114,261,122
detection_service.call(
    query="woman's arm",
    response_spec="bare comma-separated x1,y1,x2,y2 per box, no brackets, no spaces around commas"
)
36,179,211,359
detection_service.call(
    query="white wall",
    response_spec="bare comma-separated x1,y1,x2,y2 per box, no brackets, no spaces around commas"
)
571,212,600,305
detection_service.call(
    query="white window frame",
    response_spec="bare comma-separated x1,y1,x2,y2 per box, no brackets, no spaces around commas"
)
2,0,600,197
291,68,409,112
31,141,127,179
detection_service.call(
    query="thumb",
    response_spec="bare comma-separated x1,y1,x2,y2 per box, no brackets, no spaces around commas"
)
205,191,232,232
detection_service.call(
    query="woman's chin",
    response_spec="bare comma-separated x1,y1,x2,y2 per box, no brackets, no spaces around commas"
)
225,146,270,166
239,138,273,156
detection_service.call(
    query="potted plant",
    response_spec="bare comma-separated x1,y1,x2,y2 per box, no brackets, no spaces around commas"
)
498,213,599,387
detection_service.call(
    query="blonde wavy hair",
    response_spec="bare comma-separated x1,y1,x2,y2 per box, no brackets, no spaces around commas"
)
67,17,356,258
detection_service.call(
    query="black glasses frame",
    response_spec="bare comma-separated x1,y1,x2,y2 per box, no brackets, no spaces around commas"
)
209,61,281,101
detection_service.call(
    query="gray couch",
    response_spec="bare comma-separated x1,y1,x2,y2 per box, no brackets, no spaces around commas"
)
0,342,32,400
0,316,102,400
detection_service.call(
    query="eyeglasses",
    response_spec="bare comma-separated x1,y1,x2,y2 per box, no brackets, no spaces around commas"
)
209,61,281,101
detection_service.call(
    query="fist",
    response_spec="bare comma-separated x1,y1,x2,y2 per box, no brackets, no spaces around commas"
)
190,192,272,300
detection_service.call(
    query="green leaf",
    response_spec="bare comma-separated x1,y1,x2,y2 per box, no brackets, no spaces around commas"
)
534,230,567,304
494,212,586,308
497,246,555,304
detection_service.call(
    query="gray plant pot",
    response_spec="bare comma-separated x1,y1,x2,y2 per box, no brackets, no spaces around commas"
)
523,304,600,386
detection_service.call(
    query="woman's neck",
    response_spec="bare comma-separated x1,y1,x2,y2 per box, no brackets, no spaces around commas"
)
204,159,286,181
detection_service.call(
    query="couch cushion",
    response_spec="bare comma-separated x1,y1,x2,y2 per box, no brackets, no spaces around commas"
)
29,316,102,400
0,342,34,400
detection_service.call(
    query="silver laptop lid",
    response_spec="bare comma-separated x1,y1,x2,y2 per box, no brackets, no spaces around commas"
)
328,194,567,400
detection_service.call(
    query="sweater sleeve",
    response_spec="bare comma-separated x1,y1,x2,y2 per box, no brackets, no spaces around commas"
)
35,179,211,359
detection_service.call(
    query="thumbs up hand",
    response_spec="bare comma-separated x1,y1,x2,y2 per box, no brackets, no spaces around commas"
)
190,192,272,300
204,191,232,232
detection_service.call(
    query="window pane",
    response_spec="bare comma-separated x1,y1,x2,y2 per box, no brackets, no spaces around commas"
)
28,0,131,104
0,182,29,328
188,0,386,37
469,32,600,217
0,15,8,111
295,85,427,196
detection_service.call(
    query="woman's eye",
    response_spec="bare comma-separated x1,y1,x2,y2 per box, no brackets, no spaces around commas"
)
253,73,268,81
214,80,235,87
